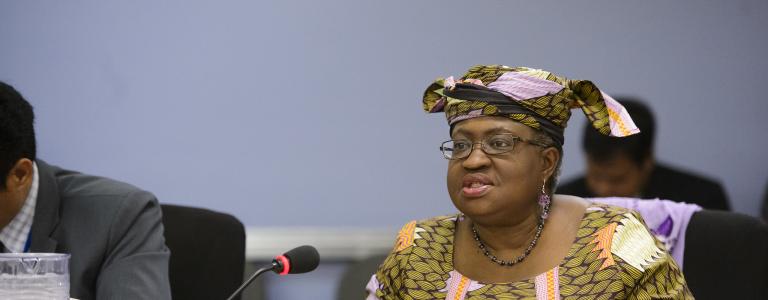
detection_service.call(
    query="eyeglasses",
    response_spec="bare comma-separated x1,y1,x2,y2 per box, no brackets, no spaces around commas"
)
439,134,549,160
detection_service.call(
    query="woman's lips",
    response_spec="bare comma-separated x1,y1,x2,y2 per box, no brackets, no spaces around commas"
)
461,174,494,198
462,183,491,198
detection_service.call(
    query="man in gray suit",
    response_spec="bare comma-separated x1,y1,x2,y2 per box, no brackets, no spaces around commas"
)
0,81,171,299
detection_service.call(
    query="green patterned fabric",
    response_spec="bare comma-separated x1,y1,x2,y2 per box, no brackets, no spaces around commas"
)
369,204,693,299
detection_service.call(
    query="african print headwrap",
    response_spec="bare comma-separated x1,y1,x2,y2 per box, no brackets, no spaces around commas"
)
423,65,640,145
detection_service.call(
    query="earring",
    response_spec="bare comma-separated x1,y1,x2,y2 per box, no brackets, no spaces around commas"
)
538,181,551,219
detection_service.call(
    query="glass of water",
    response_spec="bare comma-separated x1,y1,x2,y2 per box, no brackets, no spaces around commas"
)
0,253,70,300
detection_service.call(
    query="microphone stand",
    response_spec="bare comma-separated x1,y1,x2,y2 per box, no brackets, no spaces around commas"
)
225,262,278,300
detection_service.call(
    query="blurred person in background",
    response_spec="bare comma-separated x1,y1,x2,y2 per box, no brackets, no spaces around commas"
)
367,66,691,299
0,81,171,299
558,98,730,210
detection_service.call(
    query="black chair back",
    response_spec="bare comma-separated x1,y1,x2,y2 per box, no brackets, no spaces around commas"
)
161,204,245,300
684,210,768,299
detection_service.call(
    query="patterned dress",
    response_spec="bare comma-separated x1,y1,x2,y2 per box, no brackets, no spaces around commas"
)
366,203,693,299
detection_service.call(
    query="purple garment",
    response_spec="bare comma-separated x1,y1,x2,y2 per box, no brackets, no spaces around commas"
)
590,197,701,270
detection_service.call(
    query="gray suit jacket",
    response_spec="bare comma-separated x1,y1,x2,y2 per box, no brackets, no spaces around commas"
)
29,160,171,300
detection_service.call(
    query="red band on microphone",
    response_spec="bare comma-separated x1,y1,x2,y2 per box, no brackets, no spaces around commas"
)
276,255,291,275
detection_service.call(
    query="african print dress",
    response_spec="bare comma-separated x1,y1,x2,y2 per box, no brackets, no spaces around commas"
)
366,204,693,299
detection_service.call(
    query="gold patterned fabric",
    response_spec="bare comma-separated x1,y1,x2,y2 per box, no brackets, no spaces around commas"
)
423,65,640,146
367,204,693,299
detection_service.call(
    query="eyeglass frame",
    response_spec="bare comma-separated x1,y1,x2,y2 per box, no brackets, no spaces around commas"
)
439,134,551,160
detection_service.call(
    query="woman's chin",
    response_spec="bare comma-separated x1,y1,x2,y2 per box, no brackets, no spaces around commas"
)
454,197,497,218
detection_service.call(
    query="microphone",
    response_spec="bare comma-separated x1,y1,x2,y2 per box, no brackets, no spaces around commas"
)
225,245,320,300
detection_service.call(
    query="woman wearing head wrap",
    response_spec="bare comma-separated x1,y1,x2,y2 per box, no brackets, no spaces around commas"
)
366,65,692,299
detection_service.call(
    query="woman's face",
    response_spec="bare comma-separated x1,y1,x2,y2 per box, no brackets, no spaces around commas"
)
447,117,551,224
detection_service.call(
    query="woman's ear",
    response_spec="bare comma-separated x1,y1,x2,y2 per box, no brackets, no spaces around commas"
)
540,147,560,183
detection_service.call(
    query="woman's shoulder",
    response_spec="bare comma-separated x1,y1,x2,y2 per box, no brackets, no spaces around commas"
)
371,215,461,299
582,201,645,223
373,215,458,280
575,202,670,273
390,214,459,252
398,214,461,234
558,202,690,298
414,214,461,230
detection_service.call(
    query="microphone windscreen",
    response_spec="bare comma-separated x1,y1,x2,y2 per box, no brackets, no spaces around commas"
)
283,245,320,274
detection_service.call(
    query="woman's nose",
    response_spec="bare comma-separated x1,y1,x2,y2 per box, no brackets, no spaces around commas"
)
461,143,491,169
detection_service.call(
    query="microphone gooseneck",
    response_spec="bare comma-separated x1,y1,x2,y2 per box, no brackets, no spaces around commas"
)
224,264,275,300
224,245,320,300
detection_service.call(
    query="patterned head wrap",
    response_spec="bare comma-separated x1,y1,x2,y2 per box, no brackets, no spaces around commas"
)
423,65,640,146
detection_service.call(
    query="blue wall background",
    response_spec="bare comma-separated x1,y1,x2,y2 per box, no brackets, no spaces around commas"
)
2,0,767,298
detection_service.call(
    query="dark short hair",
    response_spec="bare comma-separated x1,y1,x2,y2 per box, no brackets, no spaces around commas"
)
0,81,36,189
582,97,655,166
